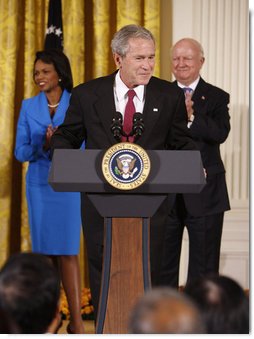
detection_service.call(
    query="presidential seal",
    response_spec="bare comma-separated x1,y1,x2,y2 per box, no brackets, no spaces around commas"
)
102,143,151,190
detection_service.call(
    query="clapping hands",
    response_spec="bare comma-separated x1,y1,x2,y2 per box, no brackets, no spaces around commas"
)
184,91,194,120
43,124,58,151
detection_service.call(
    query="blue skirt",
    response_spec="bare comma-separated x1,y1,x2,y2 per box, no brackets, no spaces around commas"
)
26,182,82,255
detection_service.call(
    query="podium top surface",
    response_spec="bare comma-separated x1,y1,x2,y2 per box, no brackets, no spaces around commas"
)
49,149,206,194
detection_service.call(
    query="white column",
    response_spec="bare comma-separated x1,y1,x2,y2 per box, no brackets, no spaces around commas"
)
172,0,249,288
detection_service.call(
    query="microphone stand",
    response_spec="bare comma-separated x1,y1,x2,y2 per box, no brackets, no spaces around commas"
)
111,112,144,143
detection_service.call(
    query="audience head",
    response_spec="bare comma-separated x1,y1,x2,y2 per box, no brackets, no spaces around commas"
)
171,38,205,86
184,274,249,334
0,252,61,334
33,49,73,92
0,303,19,334
128,287,206,334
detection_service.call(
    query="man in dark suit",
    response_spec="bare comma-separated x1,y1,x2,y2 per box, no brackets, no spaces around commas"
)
160,38,231,288
50,25,196,318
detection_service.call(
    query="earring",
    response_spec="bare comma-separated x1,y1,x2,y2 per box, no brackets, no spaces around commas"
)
59,78,62,82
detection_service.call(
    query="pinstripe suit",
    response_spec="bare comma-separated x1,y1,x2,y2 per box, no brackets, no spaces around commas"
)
160,77,231,287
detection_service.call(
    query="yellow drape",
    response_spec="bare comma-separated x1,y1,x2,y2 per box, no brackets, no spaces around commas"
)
0,0,167,287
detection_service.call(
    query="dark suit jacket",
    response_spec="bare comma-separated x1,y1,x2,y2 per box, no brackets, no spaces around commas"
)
51,72,195,152
50,72,198,293
51,71,198,224
52,72,199,219
174,77,231,217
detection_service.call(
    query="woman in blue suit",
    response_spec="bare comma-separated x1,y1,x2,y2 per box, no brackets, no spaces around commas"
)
15,50,84,334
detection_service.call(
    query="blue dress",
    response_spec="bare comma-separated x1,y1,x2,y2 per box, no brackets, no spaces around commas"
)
15,90,81,255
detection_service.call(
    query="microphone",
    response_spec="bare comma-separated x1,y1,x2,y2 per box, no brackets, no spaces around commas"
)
131,112,144,140
111,112,124,141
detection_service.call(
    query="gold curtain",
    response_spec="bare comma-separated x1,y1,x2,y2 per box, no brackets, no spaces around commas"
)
0,0,166,287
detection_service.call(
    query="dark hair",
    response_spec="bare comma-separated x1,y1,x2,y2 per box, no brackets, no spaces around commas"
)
184,274,249,334
33,49,73,92
0,252,60,334
0,304,20,334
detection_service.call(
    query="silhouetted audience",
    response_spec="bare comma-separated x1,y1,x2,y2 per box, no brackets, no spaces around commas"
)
128,287,206,334
0,252,61,334
184,274,249,334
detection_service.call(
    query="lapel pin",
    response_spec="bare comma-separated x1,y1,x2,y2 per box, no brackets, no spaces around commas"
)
153,108,158,111
201,96,205,100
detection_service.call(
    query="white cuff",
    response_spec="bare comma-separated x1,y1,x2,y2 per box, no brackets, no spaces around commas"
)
187,114,195,128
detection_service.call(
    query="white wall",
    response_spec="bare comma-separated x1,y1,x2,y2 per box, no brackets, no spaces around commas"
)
171,0,249,289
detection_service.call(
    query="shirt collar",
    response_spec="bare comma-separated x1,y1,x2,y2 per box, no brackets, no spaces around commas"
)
115,70,144,102
177,76,200,92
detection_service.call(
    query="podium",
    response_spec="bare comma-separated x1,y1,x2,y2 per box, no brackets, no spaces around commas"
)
49,149,205,334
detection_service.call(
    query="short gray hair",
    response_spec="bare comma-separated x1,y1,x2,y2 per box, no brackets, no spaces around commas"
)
111,24,155,57
171,38,205,59
128,287,206,334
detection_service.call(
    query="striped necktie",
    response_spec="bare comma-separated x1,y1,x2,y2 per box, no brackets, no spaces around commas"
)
183,87,193,96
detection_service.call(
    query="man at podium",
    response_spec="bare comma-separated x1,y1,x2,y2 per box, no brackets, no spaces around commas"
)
50,24,196,319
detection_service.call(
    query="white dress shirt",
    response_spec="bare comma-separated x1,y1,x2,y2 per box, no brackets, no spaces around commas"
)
114,70,145,118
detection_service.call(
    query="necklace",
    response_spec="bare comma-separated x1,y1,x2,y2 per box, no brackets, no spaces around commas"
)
48,102,60,108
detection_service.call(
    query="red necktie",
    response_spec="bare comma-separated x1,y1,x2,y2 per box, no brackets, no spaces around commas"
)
122,89,136,142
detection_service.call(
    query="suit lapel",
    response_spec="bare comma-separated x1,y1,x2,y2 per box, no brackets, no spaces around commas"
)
192,78,209,114
27,90,72,128
94,73,117,144
138,78,162,145
27,92,51,126
53,90,71,126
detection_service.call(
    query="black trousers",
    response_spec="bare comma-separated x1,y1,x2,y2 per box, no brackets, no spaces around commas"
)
81,193,168,320
159,194,224,288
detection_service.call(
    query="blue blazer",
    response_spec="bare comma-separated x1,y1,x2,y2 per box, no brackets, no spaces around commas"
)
15,90,71,184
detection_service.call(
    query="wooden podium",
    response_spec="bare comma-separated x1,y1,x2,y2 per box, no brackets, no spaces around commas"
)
49,149,205,334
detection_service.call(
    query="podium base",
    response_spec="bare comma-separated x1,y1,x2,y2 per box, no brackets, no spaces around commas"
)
96,217,151,334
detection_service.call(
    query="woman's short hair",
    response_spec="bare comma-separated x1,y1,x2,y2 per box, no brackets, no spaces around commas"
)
34,49,73,92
